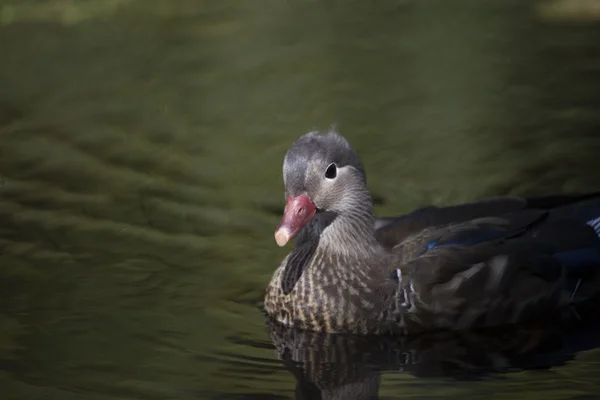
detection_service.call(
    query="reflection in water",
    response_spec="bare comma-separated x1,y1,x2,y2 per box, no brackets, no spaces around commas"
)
267,311,600,400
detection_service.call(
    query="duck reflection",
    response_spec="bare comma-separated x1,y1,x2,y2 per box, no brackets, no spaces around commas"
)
266,310,600,400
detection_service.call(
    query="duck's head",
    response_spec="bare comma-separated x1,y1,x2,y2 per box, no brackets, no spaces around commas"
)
274,130,369,247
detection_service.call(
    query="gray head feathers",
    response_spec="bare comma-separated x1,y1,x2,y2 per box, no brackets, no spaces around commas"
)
282,129,366,199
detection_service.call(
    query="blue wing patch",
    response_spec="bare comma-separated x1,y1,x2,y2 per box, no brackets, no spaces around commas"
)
417,225,507,256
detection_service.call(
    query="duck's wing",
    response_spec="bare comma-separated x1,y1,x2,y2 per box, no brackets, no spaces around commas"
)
391,209,548,261
375,192,600,249
391,208,600,333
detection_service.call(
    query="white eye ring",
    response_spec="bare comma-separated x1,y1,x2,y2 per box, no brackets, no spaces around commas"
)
325,163,337,179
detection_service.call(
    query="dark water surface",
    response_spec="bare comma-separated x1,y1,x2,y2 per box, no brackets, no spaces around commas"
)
2,1,600,399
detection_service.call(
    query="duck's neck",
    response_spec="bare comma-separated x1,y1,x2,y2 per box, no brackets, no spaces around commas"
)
279,191,378,294
319,189,379,258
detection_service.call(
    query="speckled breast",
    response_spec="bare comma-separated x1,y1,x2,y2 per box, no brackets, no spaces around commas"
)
264,256,400,335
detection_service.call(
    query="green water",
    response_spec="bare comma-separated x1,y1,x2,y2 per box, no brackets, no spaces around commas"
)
1,0,600,399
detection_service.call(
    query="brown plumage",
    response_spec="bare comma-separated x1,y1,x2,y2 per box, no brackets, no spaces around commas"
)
264,130,600,335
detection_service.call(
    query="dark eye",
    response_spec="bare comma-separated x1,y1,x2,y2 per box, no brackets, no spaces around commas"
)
325,163,337,179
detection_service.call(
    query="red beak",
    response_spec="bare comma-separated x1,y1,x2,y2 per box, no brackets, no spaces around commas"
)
274,194,316,247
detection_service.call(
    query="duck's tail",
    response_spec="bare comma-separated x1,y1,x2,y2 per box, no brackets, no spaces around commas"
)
526,191,600,210
544,191,600,223
538,194,600,305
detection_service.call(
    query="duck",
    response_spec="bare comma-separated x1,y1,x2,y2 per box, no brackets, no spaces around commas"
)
264,129,600,336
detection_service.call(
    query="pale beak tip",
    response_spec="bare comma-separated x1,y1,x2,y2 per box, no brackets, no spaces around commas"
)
274,227,290,247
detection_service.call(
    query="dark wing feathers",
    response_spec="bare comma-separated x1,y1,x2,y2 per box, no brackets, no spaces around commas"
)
375,192,600,249
390,210,549,263
375,197,528,247
396,201,600,331
405,243,566,331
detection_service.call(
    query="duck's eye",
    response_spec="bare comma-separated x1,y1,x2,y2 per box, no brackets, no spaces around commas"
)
325,163,337,179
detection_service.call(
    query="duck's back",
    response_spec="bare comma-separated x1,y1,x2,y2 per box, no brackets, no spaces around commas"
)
376,192,600,257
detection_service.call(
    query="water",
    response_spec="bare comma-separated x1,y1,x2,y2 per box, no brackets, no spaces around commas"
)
1,0,600,399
